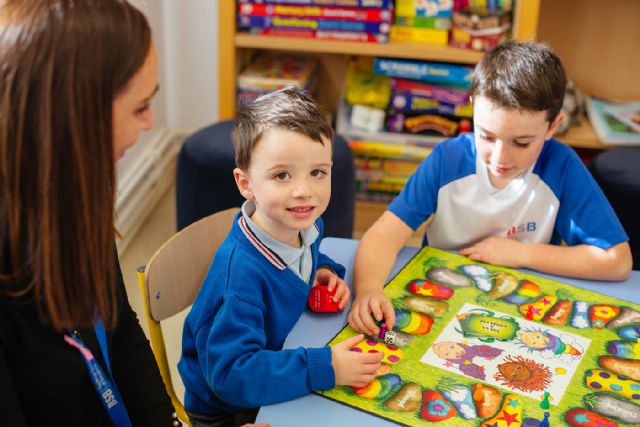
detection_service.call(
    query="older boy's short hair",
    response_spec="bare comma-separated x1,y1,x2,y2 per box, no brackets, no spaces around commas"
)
233,86,334,170
470,40,567,123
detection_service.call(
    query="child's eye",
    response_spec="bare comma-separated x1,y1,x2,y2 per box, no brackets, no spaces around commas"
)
311,169,327,178
479,134,495,143
513,141,530,148
274,171,290,181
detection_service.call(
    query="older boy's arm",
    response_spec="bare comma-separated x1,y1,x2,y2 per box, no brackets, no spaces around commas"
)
522,241,631,281
349,211,414,335
461,238,632,281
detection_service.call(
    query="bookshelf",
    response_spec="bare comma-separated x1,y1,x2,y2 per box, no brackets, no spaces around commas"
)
235,33,484,63
218,0,622,237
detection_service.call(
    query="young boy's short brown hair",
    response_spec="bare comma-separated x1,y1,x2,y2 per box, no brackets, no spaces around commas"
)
470,40,567,122
232,86,334,170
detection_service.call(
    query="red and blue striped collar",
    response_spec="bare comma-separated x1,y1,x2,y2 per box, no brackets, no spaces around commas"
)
238,216,287,270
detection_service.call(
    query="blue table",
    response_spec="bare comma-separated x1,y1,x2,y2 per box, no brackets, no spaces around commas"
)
256,237,640,426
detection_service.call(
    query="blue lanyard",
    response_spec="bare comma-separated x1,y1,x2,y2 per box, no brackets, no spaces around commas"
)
64,320,132,427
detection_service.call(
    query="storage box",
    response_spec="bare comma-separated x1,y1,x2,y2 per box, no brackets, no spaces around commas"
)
449,23,509,52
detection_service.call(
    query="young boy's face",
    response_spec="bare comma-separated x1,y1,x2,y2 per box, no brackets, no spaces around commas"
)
234,128,332,247
473,95,563,189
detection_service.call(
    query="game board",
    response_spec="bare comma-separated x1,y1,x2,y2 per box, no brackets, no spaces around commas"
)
318,246,640,427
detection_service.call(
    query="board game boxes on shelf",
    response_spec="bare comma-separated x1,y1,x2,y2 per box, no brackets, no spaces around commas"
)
349,139,431,202
237,0,393,7
373,58,474,88
237,0,394,43
392,0,452,46
396,0,452,19
236,53,319,107
389,25,449,45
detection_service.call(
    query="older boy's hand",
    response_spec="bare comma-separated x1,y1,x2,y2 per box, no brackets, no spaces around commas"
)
459,236,525,268
314,267,350,310
331,334,383,387
348,291,395,336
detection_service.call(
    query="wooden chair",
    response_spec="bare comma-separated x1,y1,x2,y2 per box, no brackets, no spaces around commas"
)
137,208,239,425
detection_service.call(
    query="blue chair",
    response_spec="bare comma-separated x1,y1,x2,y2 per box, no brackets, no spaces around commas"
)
176,119,355,238
589,148,640,270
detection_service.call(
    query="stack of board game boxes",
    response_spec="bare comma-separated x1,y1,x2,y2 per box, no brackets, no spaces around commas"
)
237,0,394,44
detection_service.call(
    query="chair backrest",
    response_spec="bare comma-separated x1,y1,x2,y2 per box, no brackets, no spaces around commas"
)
137,208,239,424
145,207,239,321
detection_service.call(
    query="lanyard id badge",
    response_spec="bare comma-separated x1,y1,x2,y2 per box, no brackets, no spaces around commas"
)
64,320,132,427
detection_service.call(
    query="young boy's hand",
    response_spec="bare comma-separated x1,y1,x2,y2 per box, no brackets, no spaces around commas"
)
348,291,396,336
331,334,383,387
313,267,350,310
459,236,525,268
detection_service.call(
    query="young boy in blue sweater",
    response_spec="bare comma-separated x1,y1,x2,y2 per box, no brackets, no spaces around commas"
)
348,41,633,336
179,87,383,426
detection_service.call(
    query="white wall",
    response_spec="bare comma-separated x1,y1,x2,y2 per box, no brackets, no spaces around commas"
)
115,1,221,246
161,0,219,131
118,0,219,180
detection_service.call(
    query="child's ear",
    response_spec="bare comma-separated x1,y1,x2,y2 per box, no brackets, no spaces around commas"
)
545,111,566,140
233,167,254,200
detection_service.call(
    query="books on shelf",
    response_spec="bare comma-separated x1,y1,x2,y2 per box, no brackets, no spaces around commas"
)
585,97,640,145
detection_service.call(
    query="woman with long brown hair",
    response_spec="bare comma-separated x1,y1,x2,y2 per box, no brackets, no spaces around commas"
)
0,1,177,425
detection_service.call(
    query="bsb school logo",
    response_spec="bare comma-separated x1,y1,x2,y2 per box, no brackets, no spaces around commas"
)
507,222,537,237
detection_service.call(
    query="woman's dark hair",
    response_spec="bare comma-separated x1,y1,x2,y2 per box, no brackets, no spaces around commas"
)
0,0,151,330
470,40,567,122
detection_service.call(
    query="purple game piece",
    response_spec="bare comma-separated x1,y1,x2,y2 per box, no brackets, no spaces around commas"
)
378,323,387,339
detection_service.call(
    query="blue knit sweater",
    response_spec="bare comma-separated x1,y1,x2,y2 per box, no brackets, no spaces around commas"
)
178,213,345,414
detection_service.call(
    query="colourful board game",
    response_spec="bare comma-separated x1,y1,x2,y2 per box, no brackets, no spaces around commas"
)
319,247,640,427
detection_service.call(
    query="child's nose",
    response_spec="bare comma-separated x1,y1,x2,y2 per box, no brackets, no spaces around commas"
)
491,140,509,164
292,179,311,198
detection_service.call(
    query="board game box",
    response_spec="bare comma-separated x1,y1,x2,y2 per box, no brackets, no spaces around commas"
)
318,246,640,426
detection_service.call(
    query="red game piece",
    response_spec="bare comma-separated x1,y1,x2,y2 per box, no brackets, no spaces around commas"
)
526,305,534,320
308,284,339,312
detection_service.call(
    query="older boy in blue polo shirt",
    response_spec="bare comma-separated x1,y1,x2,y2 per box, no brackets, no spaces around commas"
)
349,41,632,336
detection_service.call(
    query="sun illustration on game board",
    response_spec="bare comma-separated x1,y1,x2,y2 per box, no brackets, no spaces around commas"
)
494,355,552,392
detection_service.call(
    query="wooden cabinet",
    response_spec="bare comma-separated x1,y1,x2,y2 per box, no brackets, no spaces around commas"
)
217,0,631,236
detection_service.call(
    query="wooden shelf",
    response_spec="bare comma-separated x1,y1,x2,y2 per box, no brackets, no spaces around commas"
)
556,116,605,150
235,33,484,64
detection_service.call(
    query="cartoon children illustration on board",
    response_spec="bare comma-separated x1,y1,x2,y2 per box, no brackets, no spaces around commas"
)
516,329,583,357
432,341,503,380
